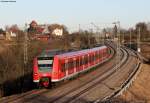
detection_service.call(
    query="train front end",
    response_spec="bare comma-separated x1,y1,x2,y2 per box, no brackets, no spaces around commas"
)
33,56,53,88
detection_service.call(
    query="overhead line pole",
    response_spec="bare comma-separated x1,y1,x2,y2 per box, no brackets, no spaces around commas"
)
22,23,28,92
130,29,132,49
91,22,105,61
138,27,141,53
113,21,121,70
90,23,103,45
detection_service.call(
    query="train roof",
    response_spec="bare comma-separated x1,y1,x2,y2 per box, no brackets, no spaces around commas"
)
57,46,107,59
38,49,65,58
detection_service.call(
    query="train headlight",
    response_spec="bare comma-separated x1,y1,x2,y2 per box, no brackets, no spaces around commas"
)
34,73,38,76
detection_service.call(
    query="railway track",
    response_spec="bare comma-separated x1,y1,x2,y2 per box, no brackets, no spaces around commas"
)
0,43,116,103
97,46,141,103
9,43,125,103
61,47,138,103
49,48,127,103
0,42,140,103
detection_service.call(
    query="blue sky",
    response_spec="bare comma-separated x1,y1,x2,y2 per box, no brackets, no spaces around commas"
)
0,0,150,31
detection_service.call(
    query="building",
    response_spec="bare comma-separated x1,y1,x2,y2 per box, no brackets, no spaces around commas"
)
147,22,150,31
52,28,63,36
34,34,50,41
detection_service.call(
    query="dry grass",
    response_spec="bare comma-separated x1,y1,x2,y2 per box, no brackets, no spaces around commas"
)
0,40,49,97
117,64,150,103
141,44,150,60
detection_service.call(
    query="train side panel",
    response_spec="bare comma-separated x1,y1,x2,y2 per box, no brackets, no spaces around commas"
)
51,46,111,82
33,58,39,82
51,56,60,82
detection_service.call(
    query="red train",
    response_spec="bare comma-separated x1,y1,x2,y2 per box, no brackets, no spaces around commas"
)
33,46,111,87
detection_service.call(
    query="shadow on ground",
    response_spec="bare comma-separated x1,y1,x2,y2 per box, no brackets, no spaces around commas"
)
0,73,35,97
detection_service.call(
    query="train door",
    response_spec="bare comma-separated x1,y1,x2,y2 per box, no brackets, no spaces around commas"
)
95,51,98,64
88,54,90,67
89,54,92,66
82,55,85,70
68,59,74,75
61,59,66,78
79,57,81,71
65,59,69,76
76,58,80,72
73,58,77,73
91,54,94,65
99,50,102,62
84,55,88,69
102,48,104,61
94,52,96,65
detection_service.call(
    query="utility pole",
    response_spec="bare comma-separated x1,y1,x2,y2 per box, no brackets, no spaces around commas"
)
123,32,125,45
91,22,104,61
118,21,121,68
137,27,141,53
89,28,93,48
22,23,28,92
24,23,28,66
90,22,103,45
113,21,121,70
79,24,81,33
130,29,132,49
78,24,81,49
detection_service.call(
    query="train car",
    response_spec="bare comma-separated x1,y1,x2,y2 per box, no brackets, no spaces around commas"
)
33,46,111,87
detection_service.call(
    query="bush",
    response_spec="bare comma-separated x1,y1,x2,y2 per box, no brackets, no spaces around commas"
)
0,40,48,97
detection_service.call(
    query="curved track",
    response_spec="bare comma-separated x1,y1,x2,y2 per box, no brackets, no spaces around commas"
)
0,42,115,103
50,47,128,103
0,41,140,103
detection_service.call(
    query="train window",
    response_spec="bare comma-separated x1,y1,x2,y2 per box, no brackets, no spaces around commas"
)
80,58,82,66
84,56,87,65
38,64,51,67
95,52,98,59
67,59,74,69
78,58,81,66
73,60,76,68
92,54,94,61
87,55,89,64
83,57,84,65
37,57,54,72
89,55,92,62
65,62,68,70
68,62,71,69
97,52,99,59
62,63,65,72
82,56,85,65
76,59,79,67
99,51,102,58
85,56,88,65
68,62,70,69
90,55,93,62
94,53,96,61
72,61,74,68
80,58,83,66
70,61,74,69
95,52,97,59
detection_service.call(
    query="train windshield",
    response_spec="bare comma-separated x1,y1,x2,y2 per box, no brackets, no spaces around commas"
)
37,57,53,72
